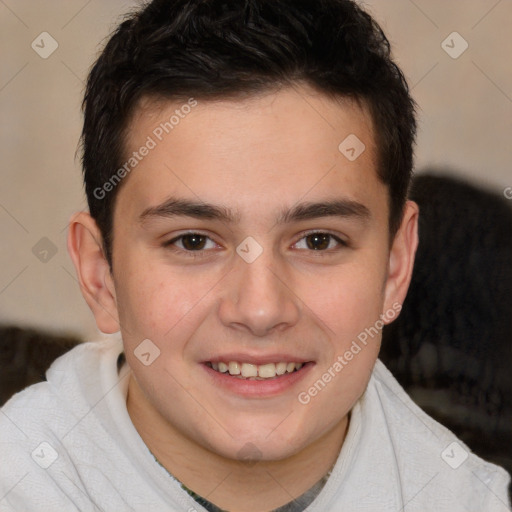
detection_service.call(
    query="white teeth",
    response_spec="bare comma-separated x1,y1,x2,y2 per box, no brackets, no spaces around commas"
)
258,363,277,379
276,362,287,375
210,360,306,379
241,363,258,378
228,361,241,375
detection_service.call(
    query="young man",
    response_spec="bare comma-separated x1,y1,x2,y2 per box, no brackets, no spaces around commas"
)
0,0,510,510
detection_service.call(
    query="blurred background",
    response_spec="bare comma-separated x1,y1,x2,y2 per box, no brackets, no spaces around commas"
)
0,0,511,339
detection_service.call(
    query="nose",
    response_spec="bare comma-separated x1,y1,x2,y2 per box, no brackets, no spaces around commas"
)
218,253,301,337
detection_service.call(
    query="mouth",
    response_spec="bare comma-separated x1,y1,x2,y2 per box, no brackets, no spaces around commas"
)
202,355,315,397
204,360,309,380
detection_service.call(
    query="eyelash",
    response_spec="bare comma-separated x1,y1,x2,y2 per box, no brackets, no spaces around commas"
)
163,230,348,258
294,230,348,252
163,232,219,259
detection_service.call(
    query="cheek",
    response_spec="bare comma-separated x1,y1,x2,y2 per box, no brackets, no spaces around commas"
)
114,257,219,343
296,260,387,340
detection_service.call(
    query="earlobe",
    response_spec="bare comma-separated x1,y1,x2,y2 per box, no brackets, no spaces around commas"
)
67,212,120,334
383,200,419,321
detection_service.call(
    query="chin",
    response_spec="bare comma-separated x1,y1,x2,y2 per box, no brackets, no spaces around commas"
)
202,421,312,463
220,440,302,464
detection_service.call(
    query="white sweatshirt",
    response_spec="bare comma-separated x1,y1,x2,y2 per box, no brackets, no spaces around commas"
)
0,336,509,511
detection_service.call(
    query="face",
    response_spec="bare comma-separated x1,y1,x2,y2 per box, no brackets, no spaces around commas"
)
95,86,414,461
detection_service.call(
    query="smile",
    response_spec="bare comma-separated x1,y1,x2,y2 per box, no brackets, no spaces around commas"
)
206,361,304,380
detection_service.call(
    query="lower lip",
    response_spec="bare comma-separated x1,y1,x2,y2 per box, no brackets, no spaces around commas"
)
201,362,315,398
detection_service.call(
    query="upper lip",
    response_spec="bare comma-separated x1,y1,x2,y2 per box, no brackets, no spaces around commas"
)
203,354,313,365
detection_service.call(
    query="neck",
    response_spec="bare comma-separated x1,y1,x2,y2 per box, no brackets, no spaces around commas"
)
127,374,348,512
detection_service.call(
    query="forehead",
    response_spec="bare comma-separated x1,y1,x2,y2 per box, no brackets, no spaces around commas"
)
127,86,375,159
117,86,384,223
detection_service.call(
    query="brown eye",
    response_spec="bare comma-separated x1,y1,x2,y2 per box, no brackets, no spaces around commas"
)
293,232,346,252
180,234,208,250
305,233,332,250
164,232,220,257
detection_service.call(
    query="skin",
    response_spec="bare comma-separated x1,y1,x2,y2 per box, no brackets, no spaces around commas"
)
68,85,418,512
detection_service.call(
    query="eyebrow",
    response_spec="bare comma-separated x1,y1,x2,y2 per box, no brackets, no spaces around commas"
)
139,197,371,225
139,198,240,224
278,200,371,224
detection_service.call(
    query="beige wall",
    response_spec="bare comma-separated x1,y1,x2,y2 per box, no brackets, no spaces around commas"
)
0,0,511,339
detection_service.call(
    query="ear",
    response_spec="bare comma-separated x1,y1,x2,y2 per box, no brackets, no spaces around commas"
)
382,200,419,322
67,212,120,334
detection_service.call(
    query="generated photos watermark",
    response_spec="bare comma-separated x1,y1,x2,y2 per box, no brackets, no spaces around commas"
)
298,302,402,405
93,98,198,200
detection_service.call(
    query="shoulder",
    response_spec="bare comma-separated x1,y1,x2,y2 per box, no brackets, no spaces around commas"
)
1,336,123,416
0,337,125,509
368,360,511,510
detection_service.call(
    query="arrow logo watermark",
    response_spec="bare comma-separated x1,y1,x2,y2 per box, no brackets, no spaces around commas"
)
441,441,468,469
32,237,58,263
236,236,263,264
338,134,366,162
134,339,161,366
31,32,59,59
31,441,58,469
441,32,468,59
